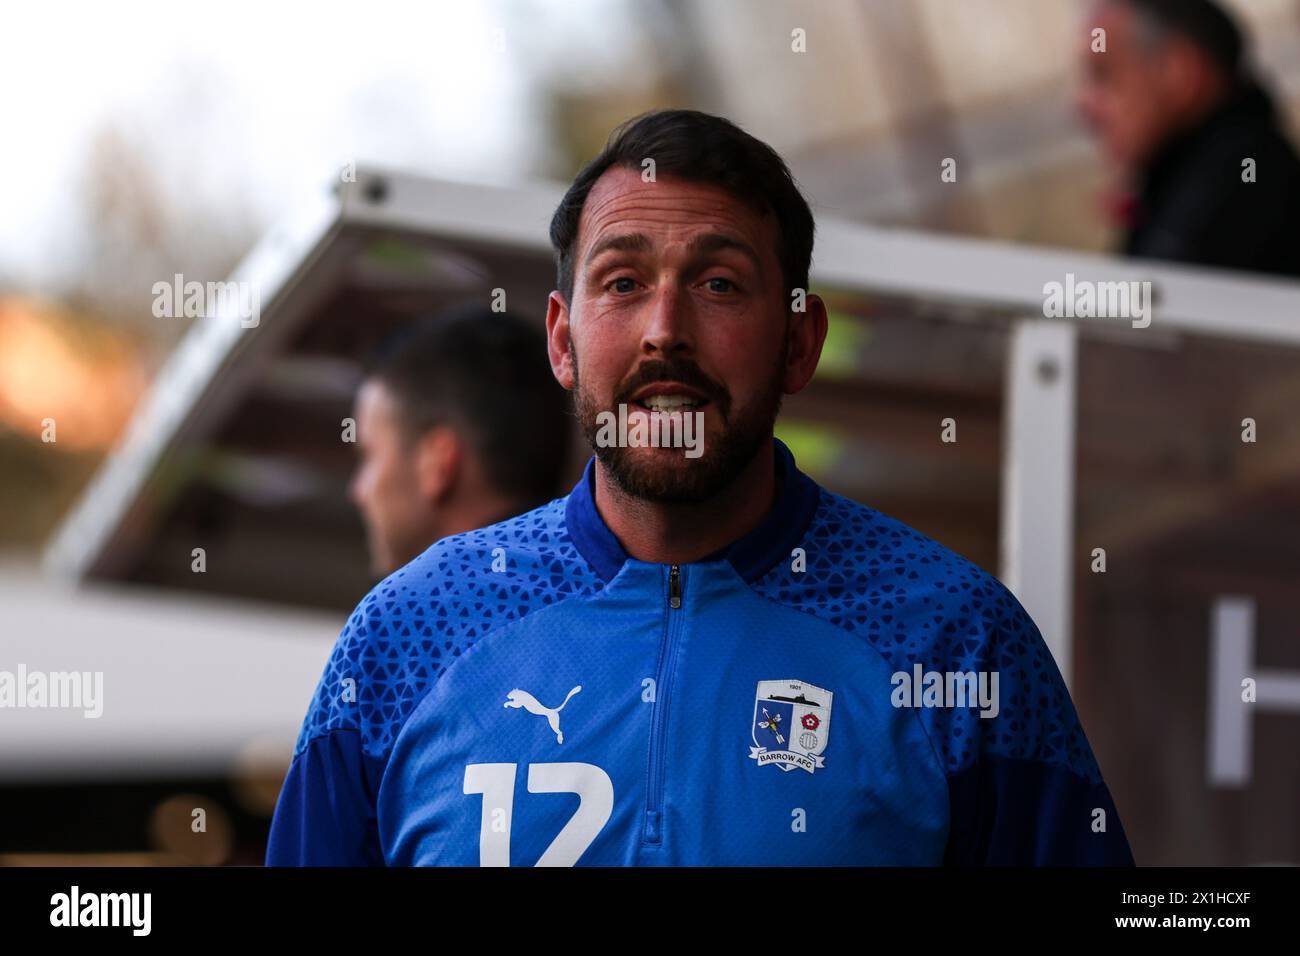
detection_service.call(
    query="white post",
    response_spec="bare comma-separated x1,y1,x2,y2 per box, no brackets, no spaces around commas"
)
1208,595,1300,787
999,319,1078,687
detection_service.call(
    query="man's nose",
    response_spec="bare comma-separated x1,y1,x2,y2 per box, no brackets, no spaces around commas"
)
1074,88,1095,127
1074,79,1106,129
639,281,695,356
347,469,364,507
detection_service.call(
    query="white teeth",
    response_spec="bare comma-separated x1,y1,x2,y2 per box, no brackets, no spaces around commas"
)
642,395,699,410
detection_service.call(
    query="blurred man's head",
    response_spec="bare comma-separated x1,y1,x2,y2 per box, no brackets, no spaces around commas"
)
350,306,570,577
545,109,826,504
1076,0,1245,168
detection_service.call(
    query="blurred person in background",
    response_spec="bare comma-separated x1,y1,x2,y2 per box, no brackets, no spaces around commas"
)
350,305,571,578
1077,0,1300,278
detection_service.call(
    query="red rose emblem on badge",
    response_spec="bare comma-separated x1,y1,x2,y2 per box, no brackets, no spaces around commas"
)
801,713,820,730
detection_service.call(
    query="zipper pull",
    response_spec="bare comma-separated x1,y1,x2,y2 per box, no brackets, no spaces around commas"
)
669,564,682,609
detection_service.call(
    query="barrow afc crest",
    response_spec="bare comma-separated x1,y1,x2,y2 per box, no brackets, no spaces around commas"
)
750,679,833,773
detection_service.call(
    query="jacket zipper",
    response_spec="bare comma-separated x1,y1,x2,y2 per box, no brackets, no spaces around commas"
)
643,563,684,845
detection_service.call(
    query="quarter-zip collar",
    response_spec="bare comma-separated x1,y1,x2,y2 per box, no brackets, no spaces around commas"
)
564,437,821,584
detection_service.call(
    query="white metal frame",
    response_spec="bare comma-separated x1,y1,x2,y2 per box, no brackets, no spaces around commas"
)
1000,320,1078,685
1208,596,1300,787
42,185,346,581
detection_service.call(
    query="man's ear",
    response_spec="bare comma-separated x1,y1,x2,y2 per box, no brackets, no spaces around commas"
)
1162,38,1211,107
546,290,575,390
413,425,461,505
782,292,829,395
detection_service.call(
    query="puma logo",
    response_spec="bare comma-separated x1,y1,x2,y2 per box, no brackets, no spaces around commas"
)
503,685,582,744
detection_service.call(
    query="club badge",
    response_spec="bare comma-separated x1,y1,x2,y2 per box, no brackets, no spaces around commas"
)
750,679,833,773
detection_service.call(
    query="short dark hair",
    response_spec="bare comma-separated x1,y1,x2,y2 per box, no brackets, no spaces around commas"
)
549,109,815,307
365,305,570,506
1124,0,1246,77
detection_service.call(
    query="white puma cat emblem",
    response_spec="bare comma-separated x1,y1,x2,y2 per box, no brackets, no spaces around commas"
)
503,685,582,744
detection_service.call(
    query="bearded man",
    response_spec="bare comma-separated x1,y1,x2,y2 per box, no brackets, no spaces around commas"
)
268,110,1133,867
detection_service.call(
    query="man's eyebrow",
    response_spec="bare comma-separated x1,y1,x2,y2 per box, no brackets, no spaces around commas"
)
584,232,652,266
686,232,764,274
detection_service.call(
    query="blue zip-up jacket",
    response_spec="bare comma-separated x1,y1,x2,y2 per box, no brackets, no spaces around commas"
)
267,439,1133,866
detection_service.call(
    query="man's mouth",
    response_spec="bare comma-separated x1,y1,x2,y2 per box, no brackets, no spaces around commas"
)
629,384,711,412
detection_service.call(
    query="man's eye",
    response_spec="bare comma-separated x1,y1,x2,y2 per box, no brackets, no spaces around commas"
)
705,277,737,293
608,277,638,294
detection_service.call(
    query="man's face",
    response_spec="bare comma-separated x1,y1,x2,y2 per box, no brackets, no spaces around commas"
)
348,378,433,577
1076,2,1180,168
549,166,804,503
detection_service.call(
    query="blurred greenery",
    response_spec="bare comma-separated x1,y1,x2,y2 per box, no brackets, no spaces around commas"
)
775,419,844,480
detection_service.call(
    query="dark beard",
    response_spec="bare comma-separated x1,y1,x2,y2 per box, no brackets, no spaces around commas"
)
571,341,786,504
